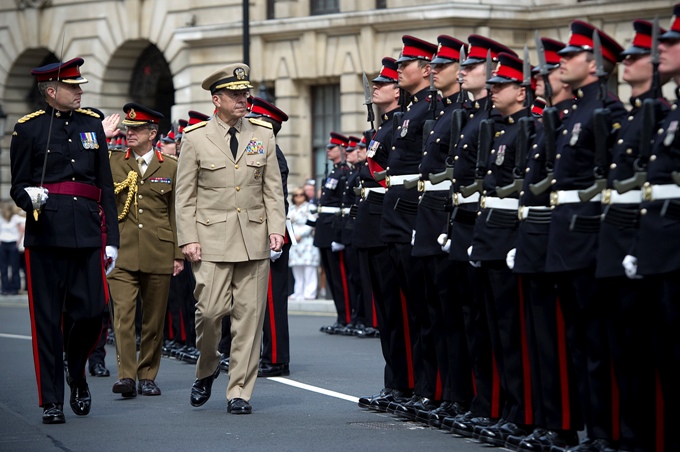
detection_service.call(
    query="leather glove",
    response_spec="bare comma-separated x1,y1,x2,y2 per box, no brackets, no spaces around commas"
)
105,246,118,276
622,255,642,279
24,187,49,209
270,249,283,262
411,229,416,246
506,248,516,270
468,246,481,268
331,241,345,252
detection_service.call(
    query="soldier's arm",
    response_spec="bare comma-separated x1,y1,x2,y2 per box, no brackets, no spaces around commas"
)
174,133,200,247
9,122,36,213
262,128,286,238
94,120,120,247
169,162,184,261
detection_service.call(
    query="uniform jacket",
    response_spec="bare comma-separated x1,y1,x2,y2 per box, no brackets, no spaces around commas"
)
340,161,361,245
175,117,285,262
314,162,350,248
9,106,119,249
109,150,183,273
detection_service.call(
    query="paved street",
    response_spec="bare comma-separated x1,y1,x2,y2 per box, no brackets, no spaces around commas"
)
0,298,491,452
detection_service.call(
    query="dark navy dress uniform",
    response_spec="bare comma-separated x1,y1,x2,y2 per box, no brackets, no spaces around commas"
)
10,101,119,414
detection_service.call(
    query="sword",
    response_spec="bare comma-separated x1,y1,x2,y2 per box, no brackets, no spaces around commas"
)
535,31,552,107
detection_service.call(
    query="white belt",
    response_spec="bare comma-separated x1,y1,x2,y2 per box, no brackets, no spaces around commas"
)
318,206,341,214
422,180,452,192
518,205,551,220
385,174,419,187
361,186,386,198
480,196,519,210
341,207,351,215
453,192,480,205
642,183,680,201
550,190,601,206
602,189,641,205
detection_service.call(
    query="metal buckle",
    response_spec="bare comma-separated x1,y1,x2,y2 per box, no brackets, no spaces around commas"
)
550,191,559,207
518,205,525,221
642,182,652,202
385,175,391,188
360,187,366,199
417,179,425,192
453,192,460,206
480,196,486,209
602,189,612,205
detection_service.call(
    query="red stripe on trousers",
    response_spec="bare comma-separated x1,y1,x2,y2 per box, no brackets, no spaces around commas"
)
267,270,277,363
517,275,533,425
167,312,174,340
371,293,377,328
556,297,572,430
100,248,110,304
400,290,414,389
435,369,442,400
180,311,187,341
338,250,351,324
24,249,43,406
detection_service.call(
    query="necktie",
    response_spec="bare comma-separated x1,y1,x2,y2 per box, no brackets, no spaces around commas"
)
229,127,238,159
137,157,146,176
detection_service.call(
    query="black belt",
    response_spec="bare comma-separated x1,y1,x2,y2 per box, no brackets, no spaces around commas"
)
602,205,639,228
526,209,552,225
485,208,518,228
451,206,477,225
419,193,450,212
569,214,601,233
366,191,385,205
393,198,419,215
661,199,680,221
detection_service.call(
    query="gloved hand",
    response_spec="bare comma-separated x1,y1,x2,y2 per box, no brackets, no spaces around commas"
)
506,248,516,270
270,249,283,262
331,241,345,252
441,239,451,253
24,187,49,208
105,246,118,276
467,245,481,268
411,229,416,246
622,254,642,279
437,233,450,252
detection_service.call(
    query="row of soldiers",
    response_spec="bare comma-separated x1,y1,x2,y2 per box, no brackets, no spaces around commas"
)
315,5,680,452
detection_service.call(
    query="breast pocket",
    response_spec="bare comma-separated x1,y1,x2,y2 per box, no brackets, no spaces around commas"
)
198,161,227,188
245,156,267,186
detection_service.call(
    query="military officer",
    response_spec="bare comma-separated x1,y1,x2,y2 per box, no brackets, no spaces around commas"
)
176,63,285,415
9,57,119,424
107,103,184,398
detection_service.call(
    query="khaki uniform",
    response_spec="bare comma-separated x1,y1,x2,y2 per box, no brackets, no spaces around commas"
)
108,150,183,382
175,116,285,402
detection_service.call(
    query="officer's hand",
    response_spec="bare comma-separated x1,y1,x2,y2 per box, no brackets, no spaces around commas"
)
270,249,283,262
24,187,49,208
270,233,284,252
468,245,481,268
506,248,516,270
102,114,121,139
331,241,345,252
173,259,184,276
182,242,202,262
411,229,416,246
622,255,642,279
437,233,451,252
105,246,118,276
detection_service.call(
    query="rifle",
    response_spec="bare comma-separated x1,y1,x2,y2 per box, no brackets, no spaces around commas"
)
614,16,662,193
497,45,535,198
578,30,612,202
362,72,377,141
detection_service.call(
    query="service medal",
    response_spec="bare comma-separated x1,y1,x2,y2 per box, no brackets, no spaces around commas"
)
664,120,678,147
570,123,581,146
400,119,410,138
495,145,506,166
366,140,379,158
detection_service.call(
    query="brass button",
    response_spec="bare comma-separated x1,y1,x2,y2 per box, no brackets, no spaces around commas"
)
237,208,241,213
211,164,215,168
640,208,648,215
256,161,261,166
139,209,143,214
160,189,164,193
138,224,143,228
140,180,144,185
73,197,77,201
206,219,210,224
236,186,240,191
259,217,263,221
235,164,239,169
139,194,143,199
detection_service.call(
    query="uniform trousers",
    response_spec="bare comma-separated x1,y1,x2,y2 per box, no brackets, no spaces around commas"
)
356,248,378,329
25,247,107,406
166,260,196,345
320,247,351,325
193,258,269,402
108,269,171,381
261,242,290,366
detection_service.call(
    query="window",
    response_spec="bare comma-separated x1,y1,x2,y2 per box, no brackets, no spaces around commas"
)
311,85,340,184
311,0,339,15
267,0,275,19
376,0,387,9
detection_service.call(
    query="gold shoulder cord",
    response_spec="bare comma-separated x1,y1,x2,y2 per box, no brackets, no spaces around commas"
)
113,170,139,221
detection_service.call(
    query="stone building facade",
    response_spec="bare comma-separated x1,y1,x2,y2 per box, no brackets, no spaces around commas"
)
0,0,675,199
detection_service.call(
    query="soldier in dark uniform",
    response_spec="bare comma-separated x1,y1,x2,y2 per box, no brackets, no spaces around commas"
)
245,96,292,378
316,132,352,334
545,21,627,451
355,58,410,411
380,35,441,420
510,38,582,452
630,7,680,451
9,58,119,424
445,35,516,437
410,35,474,427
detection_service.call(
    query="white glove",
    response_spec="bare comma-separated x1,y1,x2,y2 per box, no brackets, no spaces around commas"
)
331,241,345,252
468,245,481,268
622,255,642,279
441,239,451,253
24,187,49,208
105,246,118,276
506,248,516,270
270,249,283,262
411,229,416,246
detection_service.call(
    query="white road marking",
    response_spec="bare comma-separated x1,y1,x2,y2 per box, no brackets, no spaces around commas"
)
0,333,31,340
268,376,359,403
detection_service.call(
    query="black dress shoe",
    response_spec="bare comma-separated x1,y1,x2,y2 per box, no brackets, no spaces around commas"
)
479,421,530,447
402,397,438,422
368,389,410,412
42,403,65,424
137,379,161,396
426,401,468,429
507,427,545,451
227,397,252,414
450,411,496,438
190,365,220,407
358,388,392,409
561,438,617,452
518,429,578,452
319,322,346,334
69,381,91,416
257,362,290,377
219,355,230,372
112,378,137,398
89,363,110,377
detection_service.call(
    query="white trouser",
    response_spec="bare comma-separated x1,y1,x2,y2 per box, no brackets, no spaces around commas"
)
291,265,318,300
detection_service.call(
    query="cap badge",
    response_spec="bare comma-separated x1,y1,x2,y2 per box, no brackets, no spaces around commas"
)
129,109,136,119
234,67,246,80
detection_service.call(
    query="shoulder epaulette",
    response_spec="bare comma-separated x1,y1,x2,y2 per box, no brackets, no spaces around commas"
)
163,154,178,161
17,110,45,124
183,121,208,133
248,117,273,129
75,108,101,119
108,148,125,159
